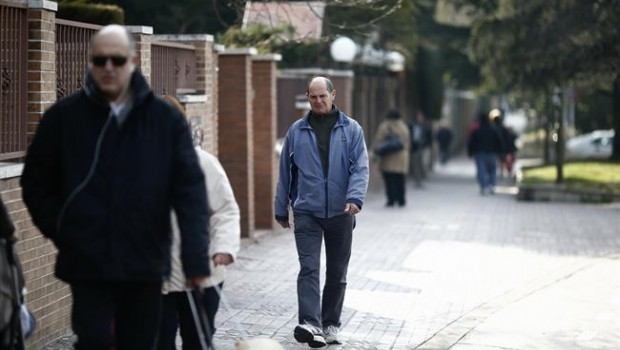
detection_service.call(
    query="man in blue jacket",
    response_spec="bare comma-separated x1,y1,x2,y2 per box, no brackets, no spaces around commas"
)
21,25,210,350
275,77,369,347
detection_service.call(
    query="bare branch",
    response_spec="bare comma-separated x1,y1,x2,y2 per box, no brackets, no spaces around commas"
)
306,0,403,31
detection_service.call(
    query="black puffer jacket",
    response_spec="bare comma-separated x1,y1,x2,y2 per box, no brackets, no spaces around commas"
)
21,70,210,282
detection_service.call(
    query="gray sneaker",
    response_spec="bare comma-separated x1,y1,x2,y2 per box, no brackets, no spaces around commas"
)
323,325,341,345
294,323,327,348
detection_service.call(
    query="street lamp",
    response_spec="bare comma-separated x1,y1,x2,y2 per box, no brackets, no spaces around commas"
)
385,51,405,72
330,36,357,63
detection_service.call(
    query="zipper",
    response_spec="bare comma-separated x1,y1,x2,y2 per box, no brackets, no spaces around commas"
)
308,127,330,218
324,123,341,218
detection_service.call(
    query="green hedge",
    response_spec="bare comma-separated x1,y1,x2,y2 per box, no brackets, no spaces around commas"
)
57,3,124,25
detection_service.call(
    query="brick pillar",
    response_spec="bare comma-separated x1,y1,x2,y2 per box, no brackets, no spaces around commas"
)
126,26,153,85
332,73,354,115
27,0,57,140
252,54,280,230
218,48,256,238
193,37,217,153
25,2,73,348
211,45,223,155
153,34,218,153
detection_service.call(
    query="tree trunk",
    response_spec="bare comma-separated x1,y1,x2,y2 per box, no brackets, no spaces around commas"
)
543,96,551,164
554,88,564,183
612,74,620,161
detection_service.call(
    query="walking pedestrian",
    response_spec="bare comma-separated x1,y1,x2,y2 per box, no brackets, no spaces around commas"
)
467,112,505,195
435,123,453,165
372,110,410,207
275,76,369,347
409,111,431,188
20,25,211,350
504,127,519,178
490,109,511,179
158,95,240,350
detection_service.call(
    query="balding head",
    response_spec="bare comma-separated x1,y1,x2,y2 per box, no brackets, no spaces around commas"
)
91,25,136,56
89,25,138,102
307,76,336,115
307,76,334,93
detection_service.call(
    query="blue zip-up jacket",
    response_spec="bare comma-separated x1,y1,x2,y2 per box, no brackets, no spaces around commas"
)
275,110,369,220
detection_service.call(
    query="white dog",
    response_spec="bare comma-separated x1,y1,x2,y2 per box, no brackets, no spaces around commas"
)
235,338,285,350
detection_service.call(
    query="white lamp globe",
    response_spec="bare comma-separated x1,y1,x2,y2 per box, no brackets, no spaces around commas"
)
386,51,405,72
330,36,357,63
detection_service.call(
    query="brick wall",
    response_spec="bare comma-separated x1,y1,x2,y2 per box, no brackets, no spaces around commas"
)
2,173,72,350
251,55,280,230
22,2,74,348
210,46,221,155
127,26,153,85
154,35,218,154
218,48,256,238
26,1,57,141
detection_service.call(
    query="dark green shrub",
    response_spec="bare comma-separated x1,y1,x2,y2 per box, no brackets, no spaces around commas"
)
57,3,124,25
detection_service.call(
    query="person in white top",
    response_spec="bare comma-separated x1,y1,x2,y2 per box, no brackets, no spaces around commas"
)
158,95,240,350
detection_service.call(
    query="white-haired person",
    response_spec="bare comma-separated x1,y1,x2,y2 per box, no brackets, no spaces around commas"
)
158,95,240,350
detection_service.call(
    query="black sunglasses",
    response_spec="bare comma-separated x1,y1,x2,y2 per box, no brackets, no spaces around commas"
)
91,55,128,67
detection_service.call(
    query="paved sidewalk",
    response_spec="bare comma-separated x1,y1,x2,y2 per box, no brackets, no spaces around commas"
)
211,157,619,350
42,157,620,349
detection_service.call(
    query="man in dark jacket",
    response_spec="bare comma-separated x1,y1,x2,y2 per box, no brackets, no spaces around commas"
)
409,111,431,188
21,25,210,350
468,112,505,195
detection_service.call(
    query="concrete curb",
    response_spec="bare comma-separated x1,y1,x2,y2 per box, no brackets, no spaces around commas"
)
517,183,620,203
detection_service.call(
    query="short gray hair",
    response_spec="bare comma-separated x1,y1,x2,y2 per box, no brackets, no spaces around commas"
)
307,76,334,93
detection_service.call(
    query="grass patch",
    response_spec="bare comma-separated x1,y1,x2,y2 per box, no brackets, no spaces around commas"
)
521,161,620,195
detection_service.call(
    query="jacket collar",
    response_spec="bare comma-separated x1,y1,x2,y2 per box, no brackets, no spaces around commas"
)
300,106,350,129
84,68,152,109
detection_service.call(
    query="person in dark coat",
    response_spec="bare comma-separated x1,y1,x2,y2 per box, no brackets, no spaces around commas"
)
468,112,505,195
490,109,512,179
0,198,14,240
20,25,211,350
435,123,454,165
409,111,431,188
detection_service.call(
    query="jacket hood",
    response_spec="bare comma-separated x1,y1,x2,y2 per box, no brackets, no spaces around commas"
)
84,68,152,108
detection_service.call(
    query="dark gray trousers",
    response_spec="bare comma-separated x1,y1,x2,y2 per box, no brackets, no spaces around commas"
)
293,213,354,328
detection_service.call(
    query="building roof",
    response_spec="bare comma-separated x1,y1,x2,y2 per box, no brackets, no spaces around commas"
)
242,1,325,40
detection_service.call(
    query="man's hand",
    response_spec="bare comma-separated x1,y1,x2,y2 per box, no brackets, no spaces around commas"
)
277,220,291,228
344,203,360,215
213,253,233,266
185,275,208,289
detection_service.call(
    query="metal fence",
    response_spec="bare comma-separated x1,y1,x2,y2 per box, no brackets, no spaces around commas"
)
56,19,101,99
151,41,197,96
0,2,28,161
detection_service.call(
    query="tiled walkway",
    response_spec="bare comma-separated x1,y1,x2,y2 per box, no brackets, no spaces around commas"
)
212,158,619,349
42,157,620,349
